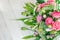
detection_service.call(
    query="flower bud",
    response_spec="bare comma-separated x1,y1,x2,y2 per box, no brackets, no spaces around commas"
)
48,25,52,28
34,32,38,36
43,14,46,18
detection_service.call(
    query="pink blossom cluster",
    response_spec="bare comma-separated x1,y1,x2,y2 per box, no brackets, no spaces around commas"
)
36,0,55,12
36,11,60,31
45,11,60,31
36,0,60,31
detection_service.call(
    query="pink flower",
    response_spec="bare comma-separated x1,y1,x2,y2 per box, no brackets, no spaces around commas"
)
36,0,55,12
47,0,54,2
52,21,60,31
36,15,42,23
51,11,60,18
36,3,45,12
45,17,53,25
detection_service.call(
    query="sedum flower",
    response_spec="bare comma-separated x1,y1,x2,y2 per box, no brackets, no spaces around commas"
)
36,15,42,24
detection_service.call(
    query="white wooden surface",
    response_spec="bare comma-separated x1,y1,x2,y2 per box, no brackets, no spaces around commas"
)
0,0,36,40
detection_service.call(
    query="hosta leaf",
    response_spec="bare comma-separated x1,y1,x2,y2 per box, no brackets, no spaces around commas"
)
22,35,34,39
21,27,28,30
36,0,44,4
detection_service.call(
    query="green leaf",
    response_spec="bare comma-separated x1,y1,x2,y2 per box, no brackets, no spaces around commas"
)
42,5,54,11
29,3,35,8
36,0,44,3
55,30,60,37
17,18,28,21
55,0,60,11
21,3,35,16
24,19,36,26
17,18,36,26
21,11,30,16
47,38,53,40
21,27,28,30
39,21,47,30
39,5,54,15
35,37,40,40
22,35,34,39
24,3,34,13
37,21,47,40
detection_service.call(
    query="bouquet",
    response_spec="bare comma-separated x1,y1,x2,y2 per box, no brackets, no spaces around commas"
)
18,0,60,40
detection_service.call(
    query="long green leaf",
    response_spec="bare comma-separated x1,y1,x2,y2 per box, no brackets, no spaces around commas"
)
21,27,28,30
36,0,44,3
22,35,34,39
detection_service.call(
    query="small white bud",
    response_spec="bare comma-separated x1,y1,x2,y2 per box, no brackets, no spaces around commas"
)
43,15,46,18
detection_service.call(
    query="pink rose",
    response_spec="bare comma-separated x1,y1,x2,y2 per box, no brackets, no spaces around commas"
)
45,17,53,25
51,11,60,18
52,21,60,31
36,15,42,23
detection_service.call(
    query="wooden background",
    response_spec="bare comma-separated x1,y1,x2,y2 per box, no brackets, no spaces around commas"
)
0,0,36,40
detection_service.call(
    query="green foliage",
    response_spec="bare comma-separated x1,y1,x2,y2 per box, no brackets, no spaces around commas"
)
35,37,40,40
21,11,30,16
37,21,47,40
55,0,60,11
36,0,44,4
39,5,54,16
19,0,60,40
55,30,60,37
17,18,36,26
43,5,54,10
21,27,28,30
47,38,53,40
39,21,47,30
22,35,34,39
21,3,35,16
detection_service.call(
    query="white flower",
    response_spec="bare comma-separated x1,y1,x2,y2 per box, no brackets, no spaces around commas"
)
46,28,52,31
